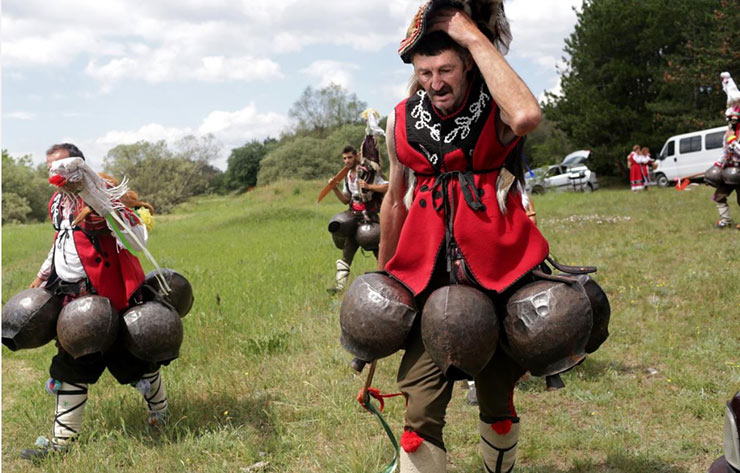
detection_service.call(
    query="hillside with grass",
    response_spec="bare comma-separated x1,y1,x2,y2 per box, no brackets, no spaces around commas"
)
2,182,738,472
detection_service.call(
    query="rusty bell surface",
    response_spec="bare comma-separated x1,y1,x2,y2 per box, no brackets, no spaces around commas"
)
328,210,358,237
421,284,499,380
722,166,740,186
57,295,119,359
503,279,592,377
355,221,381,251
573,274,611,354
122,301,183,363
706,165,724,187
145,268,194,318
340,272,417,367
2,288,62,351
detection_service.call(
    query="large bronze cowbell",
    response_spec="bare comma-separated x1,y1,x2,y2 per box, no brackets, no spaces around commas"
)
57,295,119,359
340,273,417,371
503,280,593,377
2,288,61,351
421,284,499,380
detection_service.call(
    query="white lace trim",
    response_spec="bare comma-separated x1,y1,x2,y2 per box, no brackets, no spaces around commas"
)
411,90,441,141
411,85,490,145
445,85,490,143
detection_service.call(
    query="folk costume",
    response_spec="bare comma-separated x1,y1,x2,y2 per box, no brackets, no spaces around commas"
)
628,151,652,191
713,103,740,229
337,3,608,472
328,112,389,293
23,165,169,459
329,159,387,292
386,76,548,295
387,71,547,473
386,1,550,471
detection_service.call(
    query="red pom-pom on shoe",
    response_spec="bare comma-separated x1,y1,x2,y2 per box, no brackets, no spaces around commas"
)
400,430,424,453
49,175,67,187
491,419,513,435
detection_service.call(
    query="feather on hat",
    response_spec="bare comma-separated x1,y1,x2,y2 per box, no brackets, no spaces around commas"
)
398,0,511,63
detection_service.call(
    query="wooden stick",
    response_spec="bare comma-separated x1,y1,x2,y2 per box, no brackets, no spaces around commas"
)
317,166,350,203
362,360,378,400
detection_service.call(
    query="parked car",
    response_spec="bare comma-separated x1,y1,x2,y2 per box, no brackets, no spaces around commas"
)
524,150,600,194
543,163,600,192
654,125,727,187
525,167,547,194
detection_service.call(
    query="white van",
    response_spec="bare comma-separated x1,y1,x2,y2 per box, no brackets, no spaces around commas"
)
654,125,727,187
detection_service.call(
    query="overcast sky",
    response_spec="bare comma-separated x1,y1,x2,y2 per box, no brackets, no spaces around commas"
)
2,0,583,170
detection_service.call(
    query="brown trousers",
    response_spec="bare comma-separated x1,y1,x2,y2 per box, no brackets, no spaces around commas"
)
713,182,740,205
397,313,526,451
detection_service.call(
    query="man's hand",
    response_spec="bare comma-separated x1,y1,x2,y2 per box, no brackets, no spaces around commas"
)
428,8,485,50
357,179,367,190
29,277,44,289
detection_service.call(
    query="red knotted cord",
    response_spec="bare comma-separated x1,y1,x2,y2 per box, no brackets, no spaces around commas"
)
357,387,406,412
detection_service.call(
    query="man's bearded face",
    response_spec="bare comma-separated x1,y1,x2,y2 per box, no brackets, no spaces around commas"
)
412,49,472,116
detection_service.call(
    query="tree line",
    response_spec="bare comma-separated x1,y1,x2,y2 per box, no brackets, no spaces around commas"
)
1,83,373,224
4,0,735,224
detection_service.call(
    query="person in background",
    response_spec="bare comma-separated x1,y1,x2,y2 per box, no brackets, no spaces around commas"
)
712,106,740,229
328,145,389,292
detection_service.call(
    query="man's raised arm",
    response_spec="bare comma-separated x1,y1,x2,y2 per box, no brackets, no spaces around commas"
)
378,112,408,269
430,8,542,142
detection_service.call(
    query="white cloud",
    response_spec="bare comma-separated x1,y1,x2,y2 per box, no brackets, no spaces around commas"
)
85,53,282,92
96,123,194,147
4,111,36,120
199,103,290,145
2,0,421,92
506,0,581,70
90,103,289,169
300,60,359,89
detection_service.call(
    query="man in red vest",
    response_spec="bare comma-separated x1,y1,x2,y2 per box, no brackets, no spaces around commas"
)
22,143,169,460
379,2,547,471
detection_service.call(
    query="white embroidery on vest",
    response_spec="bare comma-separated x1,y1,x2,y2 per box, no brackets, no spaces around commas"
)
413,85,490,145
444,84,490,144
411,90,441,141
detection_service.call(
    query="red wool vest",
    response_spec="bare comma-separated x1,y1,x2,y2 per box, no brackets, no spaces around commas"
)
48,193,144,312
385,78,549,295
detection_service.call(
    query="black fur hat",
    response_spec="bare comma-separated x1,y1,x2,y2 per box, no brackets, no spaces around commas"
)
398,0,512,63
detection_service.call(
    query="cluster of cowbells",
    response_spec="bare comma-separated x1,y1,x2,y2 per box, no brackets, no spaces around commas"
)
1,269,193,363
705,164,740,187
329,211,380,251
340,271,610,378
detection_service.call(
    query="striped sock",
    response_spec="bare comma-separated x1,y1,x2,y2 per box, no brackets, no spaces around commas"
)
140,370,168,420
52,382,88,445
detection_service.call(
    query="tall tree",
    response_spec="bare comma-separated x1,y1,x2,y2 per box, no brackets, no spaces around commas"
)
104,135,222,213
1,150,51,224
289,83,367,136
657,0,740,131
224,138,277,191
257,123,367,185
523,115,574,170
544,0,731,176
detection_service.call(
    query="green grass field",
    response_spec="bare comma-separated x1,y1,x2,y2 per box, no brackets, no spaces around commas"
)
2,180,739,472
